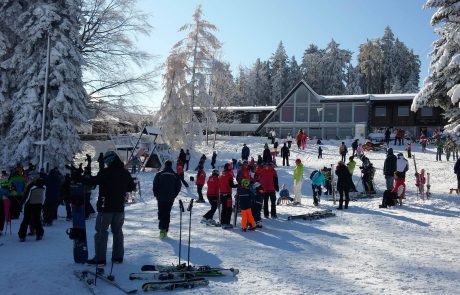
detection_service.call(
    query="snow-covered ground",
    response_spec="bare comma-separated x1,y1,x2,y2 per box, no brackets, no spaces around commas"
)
1,136,459,294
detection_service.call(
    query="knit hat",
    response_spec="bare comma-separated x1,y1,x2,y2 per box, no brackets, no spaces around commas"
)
295,159,301,164
103,151,119,166
241,179,250,187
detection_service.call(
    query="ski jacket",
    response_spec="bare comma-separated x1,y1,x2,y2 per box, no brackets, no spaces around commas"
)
352,140,358,150
311,171,326,186
396,157,409,173
254,165,263,182
279,189,290,198
24,183,46,205
91,159,135,212
262,148,272,163
153,166,181,203
347,160,356,175
45,169,62,203
236,166,251,184
391,178,406,197
293,163,304,183
335,164,352,192
237,187,254,210
211,153,217,164
455,159,460,174
339,144,348,155
241,146,250,159
219,170,236,194
383,153,397,176
258,163,279,192
178,150,186,164
177,164,184,176
281,146,290,157
206,174,219,197
196,169,206,186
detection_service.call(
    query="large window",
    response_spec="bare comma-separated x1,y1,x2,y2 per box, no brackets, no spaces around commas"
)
296,85,309,103
398,106,409,117
310,104,322,122
375,106,386,117
325,128,337,140
339,104,352,122
354,105,368,122
281,106,294,122
296,106,308,122
421,107,433,117
308,128,322,139
338,128,354,139
324,104,337,122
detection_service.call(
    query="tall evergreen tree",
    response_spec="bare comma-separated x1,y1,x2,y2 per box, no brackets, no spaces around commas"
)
287,55,303,91
1,0,88,168
301,44,324,93
412,0,460,138
247,58,271,106
358,39,383,94
270,41,289,105
321,39,351,95
380,26,395,93
344,64,362,95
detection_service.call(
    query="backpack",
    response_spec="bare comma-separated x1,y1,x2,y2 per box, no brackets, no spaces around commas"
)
309,170,318,180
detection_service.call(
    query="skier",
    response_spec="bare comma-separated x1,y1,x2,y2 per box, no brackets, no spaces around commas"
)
301,132,308,150
280,143,290,166
321,167,332,195
237,179,257,231
262,144,271,163
87,151,135,264
97,152,105,172
152,160,181,239
185,149,191,171
419,133,428,153
335,161,352,210
455,157,460,189
252,182,264,228
310,169,325,206
296,129,303,150
219,163,237,229
178,149,186,165
383,148,397,190
241,144,250,161
339,142,348,163
435,137,444,161
293,159,304,205
211,151,217,169
18,177,46,241
195,165,206,203
259,161,279,218
396,153,409,179
351,139,359,157
347,156,357,192
286,133,293,149
176,160,188,188
318,146,323,159
42,167,63,226
202,170,220,225
195,154,207,171
360,156,376,194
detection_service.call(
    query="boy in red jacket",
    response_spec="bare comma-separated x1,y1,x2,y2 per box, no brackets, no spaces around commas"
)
196,165,206,203
202,169,220,225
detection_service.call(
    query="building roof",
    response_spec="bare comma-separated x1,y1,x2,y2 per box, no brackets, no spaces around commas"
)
193,106,276,112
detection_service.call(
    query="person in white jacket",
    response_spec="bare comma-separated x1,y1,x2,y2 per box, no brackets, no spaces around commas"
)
396,153,409,179
285,133,293,149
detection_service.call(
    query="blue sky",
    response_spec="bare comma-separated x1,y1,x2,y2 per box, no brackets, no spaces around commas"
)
136,0,436,109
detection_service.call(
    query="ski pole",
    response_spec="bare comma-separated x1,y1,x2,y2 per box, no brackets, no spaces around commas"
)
178,199,185,266
108,261,115,281
186,199,194,268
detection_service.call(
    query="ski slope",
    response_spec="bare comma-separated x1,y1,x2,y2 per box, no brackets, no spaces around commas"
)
1,136,459,294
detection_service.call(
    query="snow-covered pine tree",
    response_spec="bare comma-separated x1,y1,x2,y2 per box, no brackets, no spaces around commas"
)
344,64,363,95
358,39,383,94
270,41,289,105
287,56,303,91
247,58,271,106
380,26,395,93
390,76,403,94
234,66,250,105
1,0,87,169
412,0,460,138
403,70,419,93
321,39,351,95
301,44,324,94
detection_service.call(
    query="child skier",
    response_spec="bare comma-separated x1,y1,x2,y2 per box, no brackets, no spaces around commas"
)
237,179,256,231
277,184,293,205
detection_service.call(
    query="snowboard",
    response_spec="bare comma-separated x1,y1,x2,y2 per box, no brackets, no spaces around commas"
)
287,209,335,221
142,277,209,291
67,182,88,263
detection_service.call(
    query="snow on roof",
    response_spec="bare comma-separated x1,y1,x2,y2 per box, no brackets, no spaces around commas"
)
193,106,276,112
322,93,416,101
322,94,370,100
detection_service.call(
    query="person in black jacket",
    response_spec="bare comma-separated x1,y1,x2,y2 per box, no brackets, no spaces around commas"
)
42,168,63,226
178,149,186,165
280,143,290,166
97,152,105,172
87,151,135,265
383,148,397,190
335,161,352,210
241,144,250,161
152,160,182,238
211,151,217,169
262,144,271,163
351,139,359,157
455,157,460,189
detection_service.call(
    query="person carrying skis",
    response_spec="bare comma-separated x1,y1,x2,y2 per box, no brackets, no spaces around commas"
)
152,160,181,239
259,161,279,218
211,151,217,169
237,179,257,231
293,159,304,205
383,148,397,190
310,169,325,206
280,143,290,166
351,139,359,157
202,169,220,225
195,165,206,203
335,161,352,210
87,151,135,263
219,163,237,229
241,144,250,161
339,142,348,163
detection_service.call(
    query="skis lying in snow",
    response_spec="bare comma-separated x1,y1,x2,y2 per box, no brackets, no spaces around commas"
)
142,277,209,291
350,193,379,201
287,209,335,221
130,267,238,280
140,264,239,275
75,270,137,294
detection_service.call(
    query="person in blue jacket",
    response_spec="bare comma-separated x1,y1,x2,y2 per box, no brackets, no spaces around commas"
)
310,170,325,206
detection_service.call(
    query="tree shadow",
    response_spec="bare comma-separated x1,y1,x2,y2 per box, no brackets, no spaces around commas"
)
347,206,430,227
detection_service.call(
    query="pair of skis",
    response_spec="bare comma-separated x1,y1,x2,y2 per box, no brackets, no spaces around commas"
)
74,270,137,294
287,209,336,221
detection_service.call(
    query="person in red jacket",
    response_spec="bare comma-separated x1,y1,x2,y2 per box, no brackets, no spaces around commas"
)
236,161,251,186
258,161,279,218
219,163,237,229
176,160,188,188
202,169,220,225
195,165,206,203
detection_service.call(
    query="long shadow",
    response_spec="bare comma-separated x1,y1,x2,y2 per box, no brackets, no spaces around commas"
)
266,217,349,240
347,206,430,227
399,203,460,218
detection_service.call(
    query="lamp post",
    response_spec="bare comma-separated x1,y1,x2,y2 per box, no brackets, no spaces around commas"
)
37,32,51,171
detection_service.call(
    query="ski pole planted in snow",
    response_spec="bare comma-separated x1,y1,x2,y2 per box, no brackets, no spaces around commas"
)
178,199,185,265
187,199,194,267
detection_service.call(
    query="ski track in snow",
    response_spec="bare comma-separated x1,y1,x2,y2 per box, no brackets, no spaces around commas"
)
1,136,459,294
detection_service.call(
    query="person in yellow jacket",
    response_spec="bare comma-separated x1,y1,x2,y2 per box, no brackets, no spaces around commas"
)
293,159,304,205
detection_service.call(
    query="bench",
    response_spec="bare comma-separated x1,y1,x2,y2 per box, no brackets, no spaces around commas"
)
449,188,459,194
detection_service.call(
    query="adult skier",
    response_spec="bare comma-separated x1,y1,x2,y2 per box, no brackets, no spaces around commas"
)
219,163,237,229
202,170,220,225
195,165,206,203
87,151,135,264
259,161,279,218
152,160,182,239
383,148,397,190
18,177,46,241
280,143,290,166
211,151,217,169
310,169,325,206
396,153,409,179
241,144,250,161
335,161,352,210
339,142,348,163
293,159,304,205
351,139,359,157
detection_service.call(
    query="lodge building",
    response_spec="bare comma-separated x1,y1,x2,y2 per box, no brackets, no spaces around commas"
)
194,80,445,140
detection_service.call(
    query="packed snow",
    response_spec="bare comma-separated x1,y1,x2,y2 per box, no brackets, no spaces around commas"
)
1,136,459,294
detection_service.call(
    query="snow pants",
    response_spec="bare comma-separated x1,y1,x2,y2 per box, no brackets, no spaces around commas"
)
42,199,59,224
220,194,232,225
94,212,124,261
263,192,277,218
203,196,218,220
436,148,443,161
157,200,174,231
282,156,289,166
241,208,256,229
18,203,43,239
311,184,322,206
385,176,394,191
293,181,302,203
251,195,263,223
197,184,204,201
